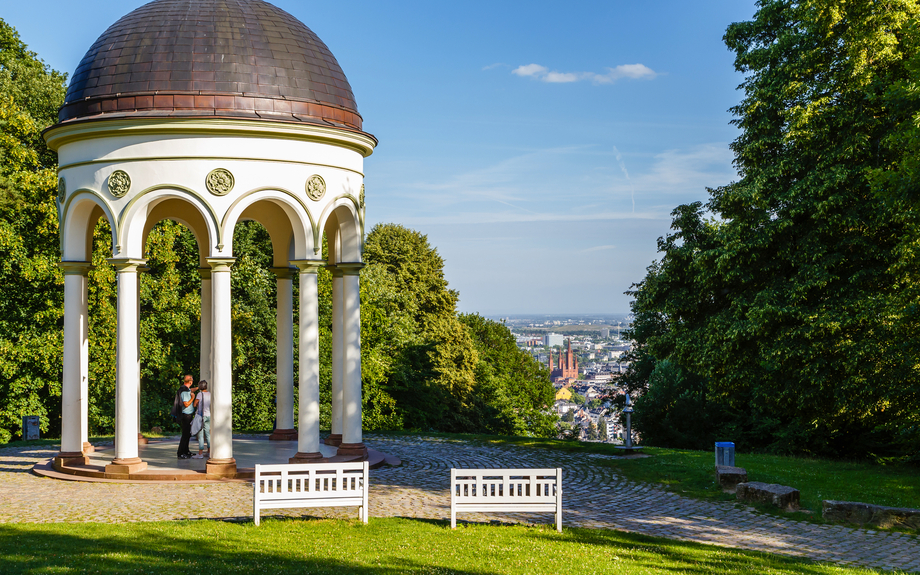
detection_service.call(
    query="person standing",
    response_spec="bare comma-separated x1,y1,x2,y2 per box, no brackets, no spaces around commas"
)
192,380,211,459
176,374,197,459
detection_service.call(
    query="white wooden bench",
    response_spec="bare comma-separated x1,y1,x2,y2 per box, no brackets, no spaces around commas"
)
253,461,369,526
450,468,562,532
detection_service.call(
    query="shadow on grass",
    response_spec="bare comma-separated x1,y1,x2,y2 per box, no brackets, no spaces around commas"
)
0,515,888,575
0,519,501,575
520,525,857,575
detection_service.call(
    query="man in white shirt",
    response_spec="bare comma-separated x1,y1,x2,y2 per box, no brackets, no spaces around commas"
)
176,374,197,459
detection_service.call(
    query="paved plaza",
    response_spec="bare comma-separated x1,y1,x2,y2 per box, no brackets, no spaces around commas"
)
2,434,918,572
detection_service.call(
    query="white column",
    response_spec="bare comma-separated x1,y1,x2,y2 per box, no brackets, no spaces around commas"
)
80,263,91,453
269,267,296,440
199,268,212,384
136,265,146,444
207,258,236,474
107,258,146,473
59,261,91,460
290,260,323,461
338,263,366,457
327,266,344,447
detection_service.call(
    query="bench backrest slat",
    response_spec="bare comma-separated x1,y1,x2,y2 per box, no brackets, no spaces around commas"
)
255,462,367,500
451,468,561,503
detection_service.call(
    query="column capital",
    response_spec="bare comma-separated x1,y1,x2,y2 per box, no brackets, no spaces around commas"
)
291,260,325,274
199,268,212,280
338,262,365,276
206,257,236,273
271,266,297,279
59,261,93,275
107,258,146,272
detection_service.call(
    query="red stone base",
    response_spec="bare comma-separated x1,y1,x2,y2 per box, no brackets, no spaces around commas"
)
289,452,323,464
324,433,342,447
336,442,368,458
268,428,298,441
54,452,89,468
82,442,95,454
206,458,237,477
105,458,147,474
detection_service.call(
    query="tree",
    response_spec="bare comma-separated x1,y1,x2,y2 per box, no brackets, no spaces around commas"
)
363,224,477,431
597,415,608,441
627,0,920,458
460,313,557,437
585,421,600,441
0,19,67,441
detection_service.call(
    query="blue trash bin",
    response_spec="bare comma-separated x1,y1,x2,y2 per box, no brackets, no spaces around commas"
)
715,442,735,467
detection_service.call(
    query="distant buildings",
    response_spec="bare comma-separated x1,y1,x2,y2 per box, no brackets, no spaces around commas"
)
544,332,564,347
549,340,579,381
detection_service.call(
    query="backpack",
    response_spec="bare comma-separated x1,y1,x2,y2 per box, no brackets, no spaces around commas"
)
170,386,186,419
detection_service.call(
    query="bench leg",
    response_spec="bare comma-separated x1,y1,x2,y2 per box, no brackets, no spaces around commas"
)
555,512,561,533
254,505,260,527
450,510,456,529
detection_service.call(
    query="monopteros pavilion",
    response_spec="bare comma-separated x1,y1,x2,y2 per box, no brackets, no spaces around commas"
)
44,0,376,478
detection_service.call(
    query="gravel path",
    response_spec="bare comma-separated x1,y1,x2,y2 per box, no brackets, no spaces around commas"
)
1,434,918,572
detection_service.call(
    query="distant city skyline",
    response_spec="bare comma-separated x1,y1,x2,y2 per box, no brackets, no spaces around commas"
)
5,0,757,314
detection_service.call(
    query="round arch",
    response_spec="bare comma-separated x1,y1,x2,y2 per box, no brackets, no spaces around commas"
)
141,198,213,267
119,187,220,261
319,196,362,264
60,191,118,261
221,188,315,266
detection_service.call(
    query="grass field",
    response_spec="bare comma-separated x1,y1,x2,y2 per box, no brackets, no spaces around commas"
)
443,434,920,519
0,517,887,574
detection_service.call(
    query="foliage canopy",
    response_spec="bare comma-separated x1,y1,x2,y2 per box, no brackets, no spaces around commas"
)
624,0,920,460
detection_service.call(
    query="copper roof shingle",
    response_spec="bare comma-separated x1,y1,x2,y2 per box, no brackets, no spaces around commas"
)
58,0,364,131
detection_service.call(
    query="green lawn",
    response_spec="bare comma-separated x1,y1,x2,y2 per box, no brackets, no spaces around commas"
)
424,433,920,518
0,517,886,574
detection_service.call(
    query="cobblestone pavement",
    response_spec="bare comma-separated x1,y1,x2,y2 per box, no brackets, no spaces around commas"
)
2,434,919,572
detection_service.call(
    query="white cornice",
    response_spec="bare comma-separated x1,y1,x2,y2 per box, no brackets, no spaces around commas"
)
44,118,378,157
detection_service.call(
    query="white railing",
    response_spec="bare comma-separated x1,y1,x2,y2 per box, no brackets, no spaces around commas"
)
450,468,562,532
253,461,369,526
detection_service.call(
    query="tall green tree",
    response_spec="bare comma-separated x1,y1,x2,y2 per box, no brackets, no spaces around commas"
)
363,224,478,431
0,19,66,441
627,0,920,458
460,313,557,437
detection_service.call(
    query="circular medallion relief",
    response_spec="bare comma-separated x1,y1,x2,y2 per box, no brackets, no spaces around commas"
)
306,174,326,201
206,168,235,196
57,177,66,204
108,170,131,198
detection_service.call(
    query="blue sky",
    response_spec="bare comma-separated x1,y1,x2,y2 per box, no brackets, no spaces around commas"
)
5,0,758,315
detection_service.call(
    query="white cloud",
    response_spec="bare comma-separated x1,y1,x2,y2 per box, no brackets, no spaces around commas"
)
482,63,505,71
511,63,658,84
512,64,549,78
544,71,581,83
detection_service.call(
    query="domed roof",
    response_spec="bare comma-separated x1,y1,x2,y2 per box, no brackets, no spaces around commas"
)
59,0,364,131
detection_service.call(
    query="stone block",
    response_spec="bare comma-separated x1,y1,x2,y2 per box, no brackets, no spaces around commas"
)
736,481,800,511
823,500,920,530
105,460,147,475
716,465,748,492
